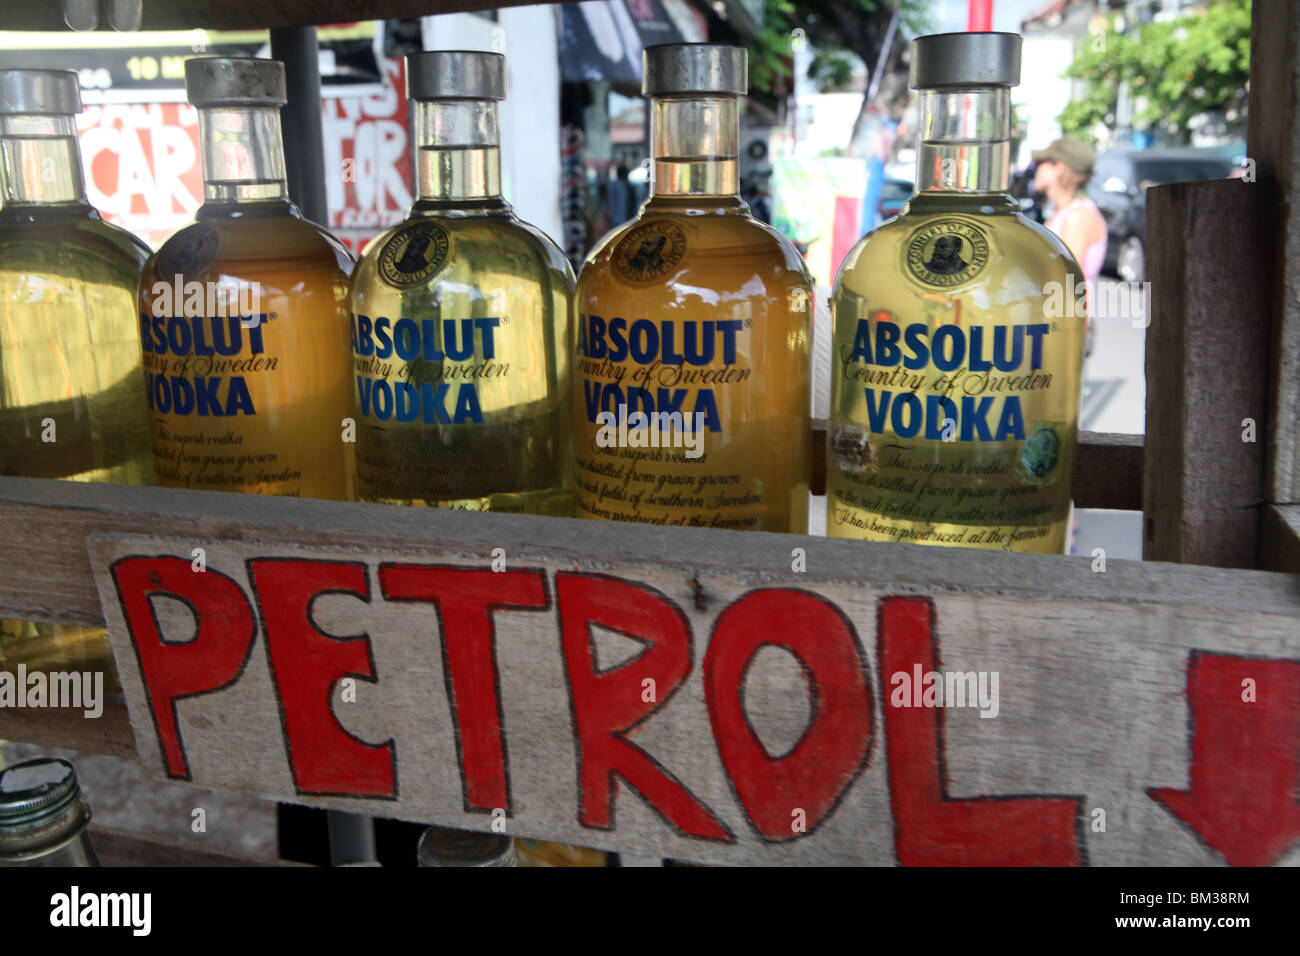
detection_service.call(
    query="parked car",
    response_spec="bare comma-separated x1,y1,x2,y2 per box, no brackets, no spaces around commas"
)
877,177,913,221
1089,149,1236,282
1010,160,1045,223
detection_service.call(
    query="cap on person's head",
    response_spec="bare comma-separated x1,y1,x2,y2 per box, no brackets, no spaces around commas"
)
1032,136,1095,175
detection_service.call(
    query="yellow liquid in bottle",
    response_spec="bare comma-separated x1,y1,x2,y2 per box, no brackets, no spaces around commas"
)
138,203,356,501
350,197,574,515
0,207,152,684
828,193,1085,553
575,196,812,533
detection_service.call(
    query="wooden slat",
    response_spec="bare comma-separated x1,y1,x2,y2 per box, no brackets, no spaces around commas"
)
83,526,1300,865
0,0,551,32
1248,0,1300,508
0,442,1141,763
810,425,1139,509
1143,180,1273,567
90,825,305,866
0,435,1147,636
1,477,1297,864
5,429,1149,639
0,472,1291,630
1074,431,1143,511
0,472,1290,626
0,692,134,758
1260,504,1300,574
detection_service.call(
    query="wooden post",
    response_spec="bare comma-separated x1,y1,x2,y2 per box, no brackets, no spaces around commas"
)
1143,180,1273,567
1248,0,1300,508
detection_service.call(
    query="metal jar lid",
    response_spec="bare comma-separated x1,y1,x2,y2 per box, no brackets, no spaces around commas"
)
0,758,84,830
910,32,1022,89
185,57,287,108
406,51,506,101
0,69,82,116
417,825,516,867
643,43,747,96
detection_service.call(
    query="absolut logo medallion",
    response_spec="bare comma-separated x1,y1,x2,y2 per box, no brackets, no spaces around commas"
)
903,219,990,288
378,221,452,288
613,220,687,283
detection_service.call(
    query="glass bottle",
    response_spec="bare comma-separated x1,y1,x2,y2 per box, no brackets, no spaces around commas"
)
138,57,356,500
0,69,151,685
0,758,99,866
574,43,813,534
349,51,573,515
828,32,1085,553
417,825,515,867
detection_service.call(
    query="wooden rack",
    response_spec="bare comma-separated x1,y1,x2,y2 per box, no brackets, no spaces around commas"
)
0,0,1297,867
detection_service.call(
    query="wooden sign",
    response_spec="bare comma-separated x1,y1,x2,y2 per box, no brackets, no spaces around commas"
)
87,528,1300,866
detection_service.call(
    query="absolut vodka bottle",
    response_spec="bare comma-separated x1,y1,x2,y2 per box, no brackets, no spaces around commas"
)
829,33,1085,553
138,57,356,500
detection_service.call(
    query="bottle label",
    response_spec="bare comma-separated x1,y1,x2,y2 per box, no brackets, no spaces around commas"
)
839,311,1053,446
612,221,687,283
903,219,990,288
576,313,745,436
351,306,564,507
140,231,354,500
140,311,268,419
351,314,500,427
830,274,1080,553
574,310,806,532
378,221,452,289
155,223,220,278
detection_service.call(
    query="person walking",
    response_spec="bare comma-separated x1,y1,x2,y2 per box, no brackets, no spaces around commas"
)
1032,136,1108,290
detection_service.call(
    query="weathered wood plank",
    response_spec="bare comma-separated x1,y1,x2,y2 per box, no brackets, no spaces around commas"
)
1075,431,1143,512
90,825,305,867
0,473,1271,631
1260,504,1300,574
0,437,1147,766
1143,180,1273,567
0,693,134,759
81,531,1300,867
0,477,1297,864
0,429,1144,635
1248,0,1300,508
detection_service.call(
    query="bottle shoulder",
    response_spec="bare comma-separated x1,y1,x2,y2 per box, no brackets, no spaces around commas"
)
836,207,1079,293
580,208,811,288
509,218,577,285
351,211,575,305
0,210,150,278
147,208,354,281
1011,214,1079,268
83,217,152,267
398,199,572,278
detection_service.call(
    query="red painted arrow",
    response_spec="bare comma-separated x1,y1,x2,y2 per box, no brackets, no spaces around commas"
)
1149,652,1300,867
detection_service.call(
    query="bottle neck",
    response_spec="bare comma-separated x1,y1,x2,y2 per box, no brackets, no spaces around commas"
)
0,114,88,205
650,94,739,198
0,801,98,867
414,99,502,203
915,88,1012,193
196,105,288,203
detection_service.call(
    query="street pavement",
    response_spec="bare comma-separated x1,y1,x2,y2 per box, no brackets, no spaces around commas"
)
1074,278,1146,559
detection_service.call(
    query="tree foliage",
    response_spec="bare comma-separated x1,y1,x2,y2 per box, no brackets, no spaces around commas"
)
748,0,930,99
1059,0,1251,144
